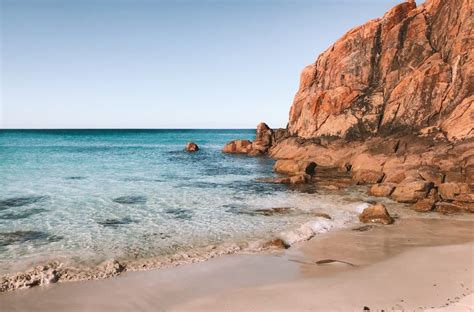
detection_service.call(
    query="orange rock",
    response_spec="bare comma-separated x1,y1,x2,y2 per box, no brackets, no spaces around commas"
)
222,140,253,154
369,183,396,197
359,203,394,225
411,199,435,212
352,170,384,185
438,182,470,200
391,179,434,203
273,160,316,176
259,174,311,185
287,0,473,141
185,142,199,152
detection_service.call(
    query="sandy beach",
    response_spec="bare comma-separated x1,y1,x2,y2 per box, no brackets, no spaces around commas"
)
1,217,473,311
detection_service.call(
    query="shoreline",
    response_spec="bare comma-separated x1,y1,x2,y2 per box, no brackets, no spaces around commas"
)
1,217,473,311
1,190,473,293
0,184,373,292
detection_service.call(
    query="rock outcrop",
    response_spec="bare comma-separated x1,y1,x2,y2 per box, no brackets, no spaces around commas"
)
288,0,473,141
222,0,473,215
222,122,288,156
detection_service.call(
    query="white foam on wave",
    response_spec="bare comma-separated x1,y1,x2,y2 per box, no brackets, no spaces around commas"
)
277,199,371,247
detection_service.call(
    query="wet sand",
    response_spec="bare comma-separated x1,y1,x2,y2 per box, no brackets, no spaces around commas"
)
1,218,473,311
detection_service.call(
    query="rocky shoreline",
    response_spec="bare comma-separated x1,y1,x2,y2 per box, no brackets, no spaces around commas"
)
222,0,473,216
223,122,473,215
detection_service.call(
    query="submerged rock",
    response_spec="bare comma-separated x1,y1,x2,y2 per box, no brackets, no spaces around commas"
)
185,142,199,152
358,203,393,225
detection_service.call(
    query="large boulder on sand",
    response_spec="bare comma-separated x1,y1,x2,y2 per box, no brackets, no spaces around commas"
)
185,142,199,152
358,203,393,225
391,179,434,203
273,159,316,175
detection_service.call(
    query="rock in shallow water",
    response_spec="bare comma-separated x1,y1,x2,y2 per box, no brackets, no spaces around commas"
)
222,139,253,154
358,203,393,225
185,142,199,152
112,196,147,204
0,195,49,210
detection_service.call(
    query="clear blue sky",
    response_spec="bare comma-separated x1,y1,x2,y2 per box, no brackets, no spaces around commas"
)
1,0,401,129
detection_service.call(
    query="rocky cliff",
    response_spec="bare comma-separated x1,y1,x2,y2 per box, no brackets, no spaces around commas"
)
223,0,473,214
288,0,473,141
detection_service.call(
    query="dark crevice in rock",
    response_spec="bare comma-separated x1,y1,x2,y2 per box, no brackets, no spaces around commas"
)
422,10,437,53
390,15,415,73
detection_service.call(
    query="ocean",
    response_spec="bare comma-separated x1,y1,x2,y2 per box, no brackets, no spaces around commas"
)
0,129,368,274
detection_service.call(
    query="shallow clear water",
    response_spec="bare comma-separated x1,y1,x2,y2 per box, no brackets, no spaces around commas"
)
0,129,367,273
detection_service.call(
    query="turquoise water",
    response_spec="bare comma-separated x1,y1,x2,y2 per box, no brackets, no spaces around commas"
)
0,129,365,273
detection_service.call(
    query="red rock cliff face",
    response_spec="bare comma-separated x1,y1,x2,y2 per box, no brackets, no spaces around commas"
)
288,0,473,141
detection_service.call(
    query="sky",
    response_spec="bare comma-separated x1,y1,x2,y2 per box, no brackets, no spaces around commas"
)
1,0,401,129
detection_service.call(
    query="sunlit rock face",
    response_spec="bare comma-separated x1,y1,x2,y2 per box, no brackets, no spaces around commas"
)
288,0,473,141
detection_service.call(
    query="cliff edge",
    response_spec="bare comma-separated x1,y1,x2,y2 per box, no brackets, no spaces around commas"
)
289,0,472,141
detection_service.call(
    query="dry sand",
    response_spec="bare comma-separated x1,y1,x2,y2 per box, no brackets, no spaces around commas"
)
1,218,473,311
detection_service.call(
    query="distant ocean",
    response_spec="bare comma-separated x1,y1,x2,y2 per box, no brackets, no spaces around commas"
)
0,129,367,274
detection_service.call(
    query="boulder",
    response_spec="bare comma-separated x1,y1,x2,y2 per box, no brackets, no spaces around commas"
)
435,202,465,214
185,142,199,152
260,174,311,185
369,183,396,197
417,166,444,185
451,201,474,213
438,182,470,201
255,122,273,147
411,199,435,212
358,203,393,225
444,171,466,183
350,153,385,173
222,140,253,154
352,170,384,184
391,179,434,203
273,160,316,175
385,171,407,184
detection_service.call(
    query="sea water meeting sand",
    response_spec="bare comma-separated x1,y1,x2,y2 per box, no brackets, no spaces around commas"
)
0,218,472,311
0,130,473,310
0,129,375,276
